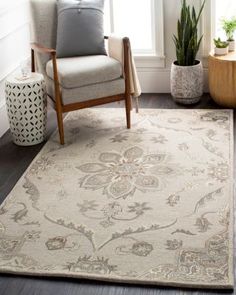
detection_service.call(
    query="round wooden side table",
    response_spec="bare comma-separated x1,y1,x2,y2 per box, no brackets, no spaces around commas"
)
5,73,47,146
208,51,236,108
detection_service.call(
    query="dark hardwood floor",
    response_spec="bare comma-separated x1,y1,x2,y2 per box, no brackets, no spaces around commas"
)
0,94,234,295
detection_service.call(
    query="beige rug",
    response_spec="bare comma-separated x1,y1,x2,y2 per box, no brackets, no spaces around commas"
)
0,109,234,289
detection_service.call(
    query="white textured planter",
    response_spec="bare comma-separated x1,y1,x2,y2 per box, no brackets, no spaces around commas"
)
228,40,235,51
214,46,229,56
171,60,203,105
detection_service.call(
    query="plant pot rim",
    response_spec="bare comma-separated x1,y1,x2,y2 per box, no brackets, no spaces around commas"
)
172,60,202,68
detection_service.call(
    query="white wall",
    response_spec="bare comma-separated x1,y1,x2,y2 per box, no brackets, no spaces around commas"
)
138,0,212,93
0,0,30,137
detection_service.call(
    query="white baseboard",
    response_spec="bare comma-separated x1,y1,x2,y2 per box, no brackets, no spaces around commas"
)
137,68,209,93
137,69,171,93
0,102,9,138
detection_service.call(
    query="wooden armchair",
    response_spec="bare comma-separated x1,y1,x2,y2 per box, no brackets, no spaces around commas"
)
31,11,132,145
31,37,131,145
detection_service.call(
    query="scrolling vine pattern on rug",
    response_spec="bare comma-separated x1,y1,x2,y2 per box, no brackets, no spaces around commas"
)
0,109,233,288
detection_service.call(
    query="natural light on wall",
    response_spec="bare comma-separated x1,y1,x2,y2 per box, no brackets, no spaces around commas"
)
215,0,236,39
104,0,154,54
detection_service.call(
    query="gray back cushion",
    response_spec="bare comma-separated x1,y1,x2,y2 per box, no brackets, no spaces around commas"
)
56,0,106,58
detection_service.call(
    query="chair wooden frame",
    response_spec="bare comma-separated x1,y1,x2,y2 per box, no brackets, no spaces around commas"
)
31,36,131,145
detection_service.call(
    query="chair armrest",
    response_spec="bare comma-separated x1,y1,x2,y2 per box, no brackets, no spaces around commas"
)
31,42,56,54
106,35,130,62
104,35,130,45
122,38,131,94
106,35,130,90
122,37,130,47
30,42,62,107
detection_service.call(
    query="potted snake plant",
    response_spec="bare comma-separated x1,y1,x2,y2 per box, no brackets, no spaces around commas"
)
171,0,205,104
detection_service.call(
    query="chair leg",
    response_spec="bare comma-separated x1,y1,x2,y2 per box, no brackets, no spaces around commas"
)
56,109,65,145
135,97,139,113
125,94,131,129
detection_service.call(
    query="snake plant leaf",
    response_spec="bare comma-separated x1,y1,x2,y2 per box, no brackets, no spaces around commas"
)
173,0,205,66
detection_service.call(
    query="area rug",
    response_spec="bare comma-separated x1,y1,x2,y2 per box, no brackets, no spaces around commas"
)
0,109,234,289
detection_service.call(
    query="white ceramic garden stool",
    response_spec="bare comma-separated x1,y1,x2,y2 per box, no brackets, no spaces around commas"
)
5,73,47,146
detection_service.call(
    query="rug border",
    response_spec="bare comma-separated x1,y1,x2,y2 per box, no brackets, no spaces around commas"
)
0,268,233,290
229,108,235,289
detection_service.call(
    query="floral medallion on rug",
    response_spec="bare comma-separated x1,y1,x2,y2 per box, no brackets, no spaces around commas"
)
0,109,234,289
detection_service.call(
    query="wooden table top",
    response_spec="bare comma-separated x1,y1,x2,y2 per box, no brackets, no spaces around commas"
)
209,50,236,61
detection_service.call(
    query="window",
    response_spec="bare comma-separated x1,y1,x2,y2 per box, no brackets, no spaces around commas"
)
105,0,154,54
214,1,236,39
104,0,164,62
200,0,236,56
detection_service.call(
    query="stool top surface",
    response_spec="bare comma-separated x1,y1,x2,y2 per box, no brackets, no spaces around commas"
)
6,72,44,85
209,51,236,61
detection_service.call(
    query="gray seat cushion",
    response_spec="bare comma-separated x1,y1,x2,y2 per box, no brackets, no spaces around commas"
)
45,76,125,105
56,0,106,57
46,55,123,89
